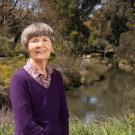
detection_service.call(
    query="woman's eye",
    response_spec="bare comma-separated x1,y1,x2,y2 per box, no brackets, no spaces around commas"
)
29,37,49,43
31,39,38,43
43,39,47,42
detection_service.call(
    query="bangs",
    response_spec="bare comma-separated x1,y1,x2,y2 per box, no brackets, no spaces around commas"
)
21,23,55,51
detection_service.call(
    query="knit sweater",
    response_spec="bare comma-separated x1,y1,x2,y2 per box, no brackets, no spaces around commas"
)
10,68,69,135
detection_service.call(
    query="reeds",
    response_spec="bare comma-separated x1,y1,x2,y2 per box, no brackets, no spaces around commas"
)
0,108,14,135
70,114,135,135
0,109,135,135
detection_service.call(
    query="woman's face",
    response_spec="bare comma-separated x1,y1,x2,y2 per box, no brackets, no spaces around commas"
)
27,35,53,61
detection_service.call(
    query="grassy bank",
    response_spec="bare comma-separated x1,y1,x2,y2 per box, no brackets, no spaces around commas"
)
70,114,135,135
0,109,135,135
0,109,14,135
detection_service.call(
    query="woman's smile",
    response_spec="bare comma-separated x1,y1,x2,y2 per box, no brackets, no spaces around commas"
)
35,50,47,53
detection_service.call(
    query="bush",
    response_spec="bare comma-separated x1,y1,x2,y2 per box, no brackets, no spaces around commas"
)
0,34,14,57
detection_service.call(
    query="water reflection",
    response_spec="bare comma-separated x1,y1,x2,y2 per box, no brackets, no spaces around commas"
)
81,96,98,105
67,69,135,122
85,112,96,123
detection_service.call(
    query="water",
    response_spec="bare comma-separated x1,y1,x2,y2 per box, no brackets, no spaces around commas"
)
67,69,135,123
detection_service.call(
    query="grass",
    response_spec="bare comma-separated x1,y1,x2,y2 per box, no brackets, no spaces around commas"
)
70,114,135,135
0,108,14,135
0,108,135,135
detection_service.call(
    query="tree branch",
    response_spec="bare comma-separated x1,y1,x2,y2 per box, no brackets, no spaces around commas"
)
0,0,4,8
8,0,19,14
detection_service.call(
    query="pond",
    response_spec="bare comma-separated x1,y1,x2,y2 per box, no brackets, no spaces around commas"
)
66,69,135,123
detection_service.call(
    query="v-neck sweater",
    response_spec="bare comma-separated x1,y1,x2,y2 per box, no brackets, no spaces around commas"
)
10,68,69,135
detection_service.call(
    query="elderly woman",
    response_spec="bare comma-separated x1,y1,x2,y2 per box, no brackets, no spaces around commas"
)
10,23,69,135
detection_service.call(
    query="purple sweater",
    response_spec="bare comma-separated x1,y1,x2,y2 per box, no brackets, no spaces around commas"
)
10,68,69,135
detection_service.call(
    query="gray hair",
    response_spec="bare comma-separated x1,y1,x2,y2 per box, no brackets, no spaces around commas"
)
21,23,55,51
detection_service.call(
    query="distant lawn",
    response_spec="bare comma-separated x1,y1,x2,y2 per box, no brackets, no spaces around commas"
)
0,109,135,135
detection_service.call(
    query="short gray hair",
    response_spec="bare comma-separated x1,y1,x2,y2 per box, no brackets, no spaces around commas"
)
21,23,55,51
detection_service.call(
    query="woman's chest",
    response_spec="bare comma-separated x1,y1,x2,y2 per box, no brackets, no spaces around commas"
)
27,77,60,114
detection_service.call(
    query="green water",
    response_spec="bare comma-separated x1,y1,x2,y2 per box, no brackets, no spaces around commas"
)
67,69,135,122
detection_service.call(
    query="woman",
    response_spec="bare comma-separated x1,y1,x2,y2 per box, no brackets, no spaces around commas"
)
10,23,69,135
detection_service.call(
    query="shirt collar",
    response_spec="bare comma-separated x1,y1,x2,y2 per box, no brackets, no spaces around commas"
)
24,59,54,79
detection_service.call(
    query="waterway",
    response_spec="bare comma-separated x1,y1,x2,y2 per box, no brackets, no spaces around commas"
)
67,69,135,123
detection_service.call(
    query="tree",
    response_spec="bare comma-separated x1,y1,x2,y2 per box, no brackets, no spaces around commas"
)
0,0,102,56
79,0,101,21
116,30,135,62
85,0,133,48
42,0,100,55
0,0,55,49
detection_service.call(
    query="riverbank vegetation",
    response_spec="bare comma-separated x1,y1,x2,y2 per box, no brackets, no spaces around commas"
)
0,108,135,135
70,113,135,135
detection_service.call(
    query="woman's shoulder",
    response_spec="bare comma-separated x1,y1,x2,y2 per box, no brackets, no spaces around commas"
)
52,68,64,83
52,68,63,77
11,68,28,81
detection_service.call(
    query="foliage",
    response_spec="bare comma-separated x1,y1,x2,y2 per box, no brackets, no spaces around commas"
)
0,108,14,135
0,0,55,49
116,30,135,63
0,34,14,57
79,0,101,20
70,114,135,135
85,0,133,48
111,15,128,45
0,57,26,85
0,0,134,58
64,69,81,89
88,32,96,47
0,57,26,109
1,109,135,135
43,0,100,55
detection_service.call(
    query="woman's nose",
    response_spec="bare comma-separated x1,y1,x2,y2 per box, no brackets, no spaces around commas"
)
36,41,44,48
